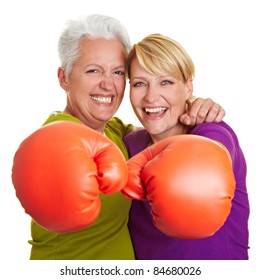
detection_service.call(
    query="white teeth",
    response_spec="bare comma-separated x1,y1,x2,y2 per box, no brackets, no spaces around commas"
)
91,96,112,103
144,107,167,113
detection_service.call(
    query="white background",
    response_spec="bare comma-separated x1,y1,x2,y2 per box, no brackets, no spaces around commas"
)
0,0,259,279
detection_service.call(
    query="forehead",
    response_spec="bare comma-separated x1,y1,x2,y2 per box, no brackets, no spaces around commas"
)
79,38,126,62
130,58,157,77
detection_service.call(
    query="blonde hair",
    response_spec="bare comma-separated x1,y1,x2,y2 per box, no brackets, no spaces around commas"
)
127,33,195,82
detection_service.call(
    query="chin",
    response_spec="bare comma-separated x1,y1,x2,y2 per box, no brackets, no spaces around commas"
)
147,128,165,137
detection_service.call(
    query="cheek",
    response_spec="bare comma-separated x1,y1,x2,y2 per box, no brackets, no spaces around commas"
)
69,83,88,98
69,74,89,91
116,79,126,97
129,90,138,107
173,89,188,104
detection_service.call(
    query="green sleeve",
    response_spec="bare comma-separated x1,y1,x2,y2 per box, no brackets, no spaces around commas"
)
105,117,134,160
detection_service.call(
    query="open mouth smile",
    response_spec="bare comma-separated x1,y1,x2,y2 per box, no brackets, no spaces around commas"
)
144,107,168,115
90,95,114,104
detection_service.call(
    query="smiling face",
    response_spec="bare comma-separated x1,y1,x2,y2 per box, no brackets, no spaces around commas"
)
129,58,193,143
58,38,127,132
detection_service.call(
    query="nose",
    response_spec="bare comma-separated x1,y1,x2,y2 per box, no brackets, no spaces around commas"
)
144,86,160,103
100,74,113,91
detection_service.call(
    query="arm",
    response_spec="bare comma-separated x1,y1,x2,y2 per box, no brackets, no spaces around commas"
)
12,121,128,233
122,134,235,239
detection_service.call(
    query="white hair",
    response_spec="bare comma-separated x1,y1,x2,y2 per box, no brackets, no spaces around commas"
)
58,14,131,78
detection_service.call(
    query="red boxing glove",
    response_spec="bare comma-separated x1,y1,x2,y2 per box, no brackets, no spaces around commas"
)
12,121,127,233
122,134,235,239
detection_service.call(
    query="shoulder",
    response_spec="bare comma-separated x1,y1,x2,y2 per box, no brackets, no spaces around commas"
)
42,111,82,126
106,117,134,138
123,128,151,157
124,128,150,142
189,121,242,162
189,121,237,142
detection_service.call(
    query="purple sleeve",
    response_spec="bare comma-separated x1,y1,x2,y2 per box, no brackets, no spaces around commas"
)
188,121,242,166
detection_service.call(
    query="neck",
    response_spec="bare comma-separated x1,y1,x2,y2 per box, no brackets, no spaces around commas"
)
150,124,189,145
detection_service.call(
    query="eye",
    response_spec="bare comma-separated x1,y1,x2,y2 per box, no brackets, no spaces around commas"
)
133,81,145,87
114,70,125,76
161,80,173,85
86,68,99,74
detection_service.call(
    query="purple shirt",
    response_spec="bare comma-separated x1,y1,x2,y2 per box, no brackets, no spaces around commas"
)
124,122,249,260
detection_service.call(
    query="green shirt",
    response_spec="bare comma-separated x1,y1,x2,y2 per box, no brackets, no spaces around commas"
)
29,112,135,260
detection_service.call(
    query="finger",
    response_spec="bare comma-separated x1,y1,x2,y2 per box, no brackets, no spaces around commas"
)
188,98,213,125
204,104,226,123
204,103,221,122
179,113,191,126
212,107,226,122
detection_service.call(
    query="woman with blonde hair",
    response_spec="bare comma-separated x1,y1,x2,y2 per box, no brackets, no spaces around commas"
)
124,33,249,260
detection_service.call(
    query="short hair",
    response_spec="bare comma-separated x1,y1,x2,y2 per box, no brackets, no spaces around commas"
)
58,14,131,78
127,33,195,82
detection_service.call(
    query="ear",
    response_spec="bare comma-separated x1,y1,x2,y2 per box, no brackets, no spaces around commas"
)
57,67,69,91
185,78,193,100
